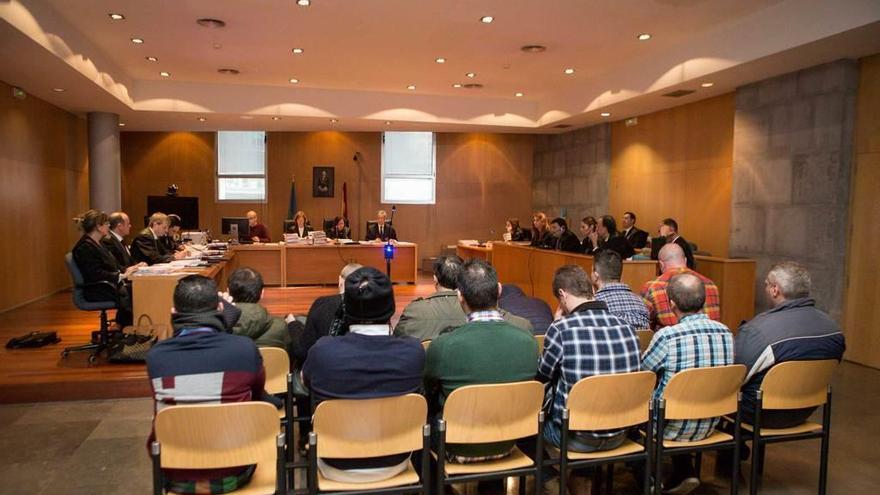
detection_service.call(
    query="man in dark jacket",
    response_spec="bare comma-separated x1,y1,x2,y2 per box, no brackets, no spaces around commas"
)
735,262,845,427
547,217,581,253
587,215,635,260
498,284,553,335
131,212,187,265
227,267,292,350
621,211,649,249
102,211,136,269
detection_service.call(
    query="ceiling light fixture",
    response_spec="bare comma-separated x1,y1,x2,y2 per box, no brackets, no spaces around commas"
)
514,92,524,97
118,122,126,127
385,121,392,125
240,115,254,120
701,82,715,88
197,117,207,122
520,45,547,53
330,118,338,123
480,15,494,23
452,83,462,88
564,68,575,74
131,37,144,44
465,72,476,78
289,78,299,84
297,0,311,5
435,57,446,64
145,56,158,62
407,85,416,90
217,68,240,75
600,112,611,117
291,47,304,54
52,88,65,92
272,116,281,121
637,33,651,41
159,71,170,77
196,18,226,28
108,13,125,20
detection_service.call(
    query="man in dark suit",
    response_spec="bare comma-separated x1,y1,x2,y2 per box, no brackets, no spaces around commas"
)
131,212,187,265
587,215,635,260
365,210,397,242
102,211,135,269
621,211,649,249
651,218,695,269
548,217,581,253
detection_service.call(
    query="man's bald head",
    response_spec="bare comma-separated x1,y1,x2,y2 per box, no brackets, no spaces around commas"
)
658,243,687,271
668,272,706,314
246,210,258,226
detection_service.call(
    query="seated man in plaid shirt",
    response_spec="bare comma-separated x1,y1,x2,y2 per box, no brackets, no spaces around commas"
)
641,243,720,331
538,264,642,452
642,272,734,495
591,250,650,329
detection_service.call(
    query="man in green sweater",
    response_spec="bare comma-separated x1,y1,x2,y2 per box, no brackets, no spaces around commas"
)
424,259,538,461
226,267,291,350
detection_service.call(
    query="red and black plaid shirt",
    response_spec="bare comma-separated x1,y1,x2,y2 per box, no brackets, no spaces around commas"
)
640,267,720,330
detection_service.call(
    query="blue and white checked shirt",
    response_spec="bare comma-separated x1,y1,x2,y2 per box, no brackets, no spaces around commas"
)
594,282,650,329
642,313,734,441
537,301,642,436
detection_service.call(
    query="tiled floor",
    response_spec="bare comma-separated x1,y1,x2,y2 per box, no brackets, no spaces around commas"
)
0,361,877,495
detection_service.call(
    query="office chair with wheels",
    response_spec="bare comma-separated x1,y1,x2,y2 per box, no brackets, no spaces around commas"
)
61,253,121,364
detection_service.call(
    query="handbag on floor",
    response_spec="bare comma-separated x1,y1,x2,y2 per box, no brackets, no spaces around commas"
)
108,315,165,362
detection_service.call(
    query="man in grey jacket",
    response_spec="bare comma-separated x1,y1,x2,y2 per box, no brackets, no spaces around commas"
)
735,262,845,427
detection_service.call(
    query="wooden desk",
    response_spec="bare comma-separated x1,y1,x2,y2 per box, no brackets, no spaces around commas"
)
456,244,493,263
492,243,756,331
131,258,230,330
230,244,285,286
284,243,418,285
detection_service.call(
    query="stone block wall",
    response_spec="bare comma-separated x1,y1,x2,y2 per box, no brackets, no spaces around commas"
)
532,123,611,225
730,59,858,320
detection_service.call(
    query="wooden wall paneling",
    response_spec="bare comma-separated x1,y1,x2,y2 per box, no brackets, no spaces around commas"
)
0,81,88,312
843,54,880,368
609,93,735,258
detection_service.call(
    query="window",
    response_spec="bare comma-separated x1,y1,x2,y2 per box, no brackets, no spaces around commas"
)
381,131,436,204
216,131,267,201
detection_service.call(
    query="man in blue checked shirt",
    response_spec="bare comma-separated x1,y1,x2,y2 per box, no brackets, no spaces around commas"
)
537,264,642,453
591,250,650,329
642,272,734,495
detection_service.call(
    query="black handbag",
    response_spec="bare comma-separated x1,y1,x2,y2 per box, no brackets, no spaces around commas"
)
5,331,61,349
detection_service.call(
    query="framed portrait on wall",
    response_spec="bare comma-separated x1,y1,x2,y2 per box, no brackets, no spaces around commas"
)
312,166,334,197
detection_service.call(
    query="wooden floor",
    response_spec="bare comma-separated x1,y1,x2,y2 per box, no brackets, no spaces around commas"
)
0,273,436,404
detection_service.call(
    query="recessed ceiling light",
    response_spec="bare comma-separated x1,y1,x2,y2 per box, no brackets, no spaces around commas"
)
272,116,281,121
213,43,222,50
118,122,126,127
240,115,254,120
520,45,547,53
480,15,494,23
108,13,125,21
564,68,575,75
407,85,416,90
197,117,207,122
600,112,611,117
217,68,240,75
52,87,65,92
465,72,476,78
330,118,338,123
131,37,144,44
514,92,524,97
291,47,304,54
289,78,299,84
297,0,311,5
637,33,652,41
385,121,392,125
196,18,226,28
452,83,462,88
701,82,715,88
435,57,446,64
159,71,170,77
145,56,158,62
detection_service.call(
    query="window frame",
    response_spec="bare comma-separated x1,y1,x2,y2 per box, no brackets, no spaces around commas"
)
215,131,268,203
380,131,437,205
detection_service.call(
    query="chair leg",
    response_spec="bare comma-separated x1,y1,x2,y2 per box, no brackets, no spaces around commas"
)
591,466,602,495
518,476,526,495
757,444,766,475
694,452,702,478
819,393,832,495
604,463,614,495
749,440,761,495
732,403,742,495
655,401,666,495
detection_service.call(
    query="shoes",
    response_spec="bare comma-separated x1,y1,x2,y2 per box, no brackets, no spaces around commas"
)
662,476,700,495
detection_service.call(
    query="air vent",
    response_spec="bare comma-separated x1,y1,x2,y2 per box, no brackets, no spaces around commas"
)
197,18,226,28
217,68,240,75
462,83,483,89
663,89,695,97
521,45,547,53
553,124,572,129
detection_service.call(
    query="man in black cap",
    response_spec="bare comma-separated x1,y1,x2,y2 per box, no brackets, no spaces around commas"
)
302,267,424,483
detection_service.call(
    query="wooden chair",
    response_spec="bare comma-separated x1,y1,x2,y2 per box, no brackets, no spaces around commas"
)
421,340,431,351
636,329,653,353
654,364,746,495
546,371,657,495
151,402,286,495
435,381,545,495
535,334,545,352
260,347,292,420
307,394,430,494
743,360,837,495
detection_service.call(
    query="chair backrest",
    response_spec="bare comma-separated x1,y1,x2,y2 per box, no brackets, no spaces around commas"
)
155,402,279,469
366,221,378,234
259,347,290,395
760,359,838,410
65,252,85,286
535,334,545,352
636,329,653,353
421,340,431,350
662,365,746,420
567,371,656,430
313,394,426,459
443,381,544,444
